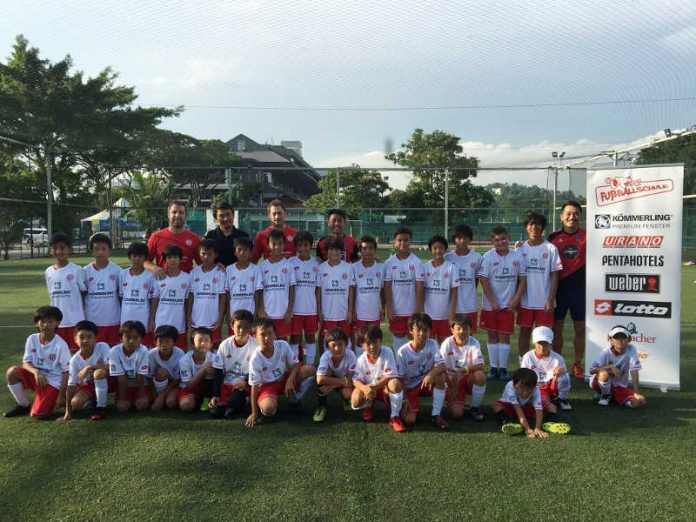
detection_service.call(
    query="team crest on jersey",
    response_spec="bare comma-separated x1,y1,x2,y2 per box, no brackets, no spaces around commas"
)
358,274,364,278
444,272,450,279
264,270,269,274
67,274,74,281
185,239,192,246
282,267,287,274
123,282,128,287
109,274,117,281
195,277,200,282
181,283,188,289
470,262,477,269
287,236,293,242
376,272,381,278
322,272,328,277
391,265,397,270
48,354,56,361
88,276,95,281
512,261,519,267
542,252,549,259
160,283,166,288
409,264,414,270
342,273,348,280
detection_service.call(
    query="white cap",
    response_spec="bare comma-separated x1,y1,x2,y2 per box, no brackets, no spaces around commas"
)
609,325,630,338
532,326,553,344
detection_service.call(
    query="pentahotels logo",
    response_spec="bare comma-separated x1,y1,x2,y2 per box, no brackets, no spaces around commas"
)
602,235,664,248
595,175,674,207
594,299,671,318
605,274,660,293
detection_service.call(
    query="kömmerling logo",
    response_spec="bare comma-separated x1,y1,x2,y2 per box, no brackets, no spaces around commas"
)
595,175,674,207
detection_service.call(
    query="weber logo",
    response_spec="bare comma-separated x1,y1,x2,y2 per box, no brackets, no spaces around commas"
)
594,299,671,318
602,236,663,248
605,274,660,293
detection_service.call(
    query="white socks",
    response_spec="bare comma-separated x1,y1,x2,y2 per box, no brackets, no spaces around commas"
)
431,387,446,416
153,379,169,394
487,343,499,368
94,378,108,408
598,379,611,395
290,343,300,358
471,384,486,408
8,382,29,407
292,376,314,402
392,335,407,350
498,343,510,369
304,343,316,365
557,374,571,400
389,390,403,417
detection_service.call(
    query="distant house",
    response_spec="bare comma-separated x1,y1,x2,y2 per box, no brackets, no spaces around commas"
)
226,134,321,207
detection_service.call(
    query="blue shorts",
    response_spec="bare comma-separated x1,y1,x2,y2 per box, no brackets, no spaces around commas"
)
554,284,585,322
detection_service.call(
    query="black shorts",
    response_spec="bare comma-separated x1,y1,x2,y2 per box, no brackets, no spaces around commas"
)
554,284,585,322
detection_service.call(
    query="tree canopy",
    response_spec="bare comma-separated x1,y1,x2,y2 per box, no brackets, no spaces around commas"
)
305,165,390,215
636,134,696,204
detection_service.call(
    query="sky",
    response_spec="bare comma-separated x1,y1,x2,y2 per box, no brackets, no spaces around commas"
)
3,0,696,190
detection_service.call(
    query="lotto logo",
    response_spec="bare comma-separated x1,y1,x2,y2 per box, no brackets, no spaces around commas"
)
594,299,671,318
594,300,612,315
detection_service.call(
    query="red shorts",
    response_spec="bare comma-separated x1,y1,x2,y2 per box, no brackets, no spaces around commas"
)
96,324,121,346
321,319,351,337
451,373,474,404
10,366,61,417
369,388,391,405
177,384,203,402
590,376,636,406
494,400,537,420
388,315,410,336
56,326,78,352
75,382,97,401
405,385,433,413
220,383,250,404
272,319,292,339
109,377,153,403
256,372,297,403
457,311,478,334
516,307,555,328
352,319,381,333
539,380,559,409
291,315,318,336
429,319,450,340
479,310,515,335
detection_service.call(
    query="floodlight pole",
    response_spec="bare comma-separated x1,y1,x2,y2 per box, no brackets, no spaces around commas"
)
444,171,449,238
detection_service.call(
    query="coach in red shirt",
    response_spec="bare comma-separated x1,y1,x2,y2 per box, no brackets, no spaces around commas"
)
145,201,201,277
252,199,298,262
315,208,360,262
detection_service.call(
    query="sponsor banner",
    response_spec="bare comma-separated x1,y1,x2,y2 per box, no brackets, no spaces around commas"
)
586,166,682,389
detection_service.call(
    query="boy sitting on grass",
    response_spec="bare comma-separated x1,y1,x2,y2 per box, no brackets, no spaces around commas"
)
313,327,356,423
178,327,217,413
521,326,572,412
148,325,184,411
109,320,151,413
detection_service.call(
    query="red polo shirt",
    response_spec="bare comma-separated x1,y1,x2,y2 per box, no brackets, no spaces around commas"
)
147,228,201,273
252,225,298,262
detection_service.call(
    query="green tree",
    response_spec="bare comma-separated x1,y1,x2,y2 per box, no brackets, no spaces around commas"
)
305,165,390,216
0,35,179,234
636,134,696,205
124,172,173,238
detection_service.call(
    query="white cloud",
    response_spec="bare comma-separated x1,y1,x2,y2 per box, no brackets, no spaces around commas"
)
659,25,696,52
139,58,243,92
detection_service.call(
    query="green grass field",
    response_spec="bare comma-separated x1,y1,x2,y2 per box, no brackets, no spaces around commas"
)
0,253,695,521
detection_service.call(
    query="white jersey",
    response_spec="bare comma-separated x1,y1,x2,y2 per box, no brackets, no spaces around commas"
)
248,340,299,386
147,346,185,379
68,342,111,386
521,350,567,386
45,262,86,327
290,256,319,315
445,250,482,314
499,380,542,410
351,260,385,322
590,345,642,388
478,249,526,310
440,335,484,373
178,351,216,388
423,260,460,320
317,349,358,378
258,258,296,319
396,339,445,390
23,333,71,388
83,261,121,326
152,272,190,333
225,263,260,315
109,344,150,387
318,260,353,321
214,336,259,385
384,253,425,316
189,266,226,328
519,240,563,309
354,346,399,385
118,268,155,330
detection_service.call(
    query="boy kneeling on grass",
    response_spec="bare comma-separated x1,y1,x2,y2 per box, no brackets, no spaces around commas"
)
492,367,570,438
177,327,217,412
245,318,316,427
5,306,71,420
313,327,356,423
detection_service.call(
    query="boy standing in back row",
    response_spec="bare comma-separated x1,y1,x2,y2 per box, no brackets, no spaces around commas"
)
84,233,122,346
444,224,482,334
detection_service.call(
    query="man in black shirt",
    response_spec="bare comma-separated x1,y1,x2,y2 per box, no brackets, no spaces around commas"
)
204,202,250,266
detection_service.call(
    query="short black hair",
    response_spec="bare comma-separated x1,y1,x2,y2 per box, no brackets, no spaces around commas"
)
428,234,448,250
191,326,212,339
230,309,254,325
163,244,183,259
154,324,179,342
252,317,276,333
327,208,347,220
325,237,345,251
127,242,149,258
33,306,63,323
89,233,112,251
393,226,412,239
267,229,285,244
524,212,547,230
168,201,187,214
325,327,348,345
50,232,72,248
357,325,383,345
561,201,582,214
213,201,234,216
408,312,432,331
119,320,146,338
199,238,218,253
512,367,538,388
449,313,472,328
490,225,509,238
234,237,253,251
451,224,474,241
359,235,377,249
294,231,314,246
75,320,99,336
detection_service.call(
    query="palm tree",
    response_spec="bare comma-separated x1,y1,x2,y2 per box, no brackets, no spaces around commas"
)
125,172,172,238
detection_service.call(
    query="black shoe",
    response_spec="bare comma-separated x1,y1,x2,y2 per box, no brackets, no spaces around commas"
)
469,407,485,422
4,405,30,418
289,400,304,416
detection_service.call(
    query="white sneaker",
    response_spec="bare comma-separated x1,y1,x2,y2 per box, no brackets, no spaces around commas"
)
598,394,611,407
559,399,573,411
